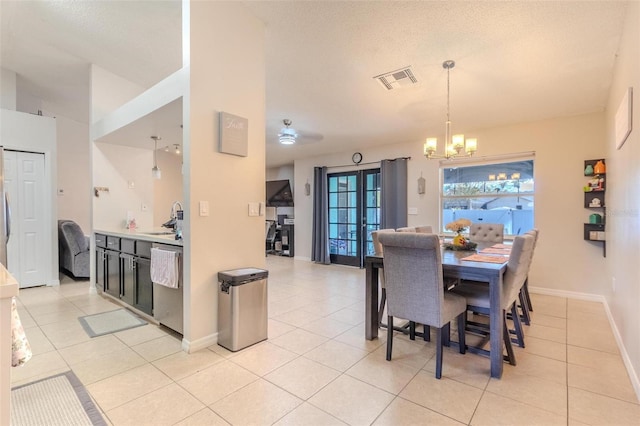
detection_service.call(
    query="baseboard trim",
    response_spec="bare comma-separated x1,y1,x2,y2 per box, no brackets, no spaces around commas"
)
529,286,640,402
182,333,217,353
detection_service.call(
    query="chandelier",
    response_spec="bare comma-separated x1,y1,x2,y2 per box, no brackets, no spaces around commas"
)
424,60,478,159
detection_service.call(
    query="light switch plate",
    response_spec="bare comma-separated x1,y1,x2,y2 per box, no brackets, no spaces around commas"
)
408,207,418,215
199,201,210,217
248,202,260,217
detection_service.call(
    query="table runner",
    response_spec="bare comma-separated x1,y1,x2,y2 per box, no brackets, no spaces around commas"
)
462,254,509,264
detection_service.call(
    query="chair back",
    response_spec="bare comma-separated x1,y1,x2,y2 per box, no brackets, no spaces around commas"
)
378,233,447,327
371,229,396,255
502,234,535,306
396,227,416,233
469,223,504,243
60,221,89,254
415,225,433,234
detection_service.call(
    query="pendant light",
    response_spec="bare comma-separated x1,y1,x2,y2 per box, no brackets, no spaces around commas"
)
151,136,161,179
424,60,478,159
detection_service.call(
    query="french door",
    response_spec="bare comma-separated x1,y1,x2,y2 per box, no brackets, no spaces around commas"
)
328,168,380,267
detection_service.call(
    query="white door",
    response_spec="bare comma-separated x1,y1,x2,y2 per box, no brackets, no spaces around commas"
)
5,151,47,288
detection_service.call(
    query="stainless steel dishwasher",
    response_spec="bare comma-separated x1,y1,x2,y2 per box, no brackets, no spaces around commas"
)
151,243,183,334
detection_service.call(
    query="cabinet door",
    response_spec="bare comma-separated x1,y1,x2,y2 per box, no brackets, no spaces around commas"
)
95,247,106,292
120,253,135,306
134,257,153,315
105,250,120,298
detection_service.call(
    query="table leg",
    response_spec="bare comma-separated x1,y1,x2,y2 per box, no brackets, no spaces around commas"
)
489,274,504,378
365,263,379,340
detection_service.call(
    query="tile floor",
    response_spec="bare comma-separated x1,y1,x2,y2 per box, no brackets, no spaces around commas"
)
11,255,640,425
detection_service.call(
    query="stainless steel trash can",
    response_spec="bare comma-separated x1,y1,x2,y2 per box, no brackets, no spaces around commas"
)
217,267,268,351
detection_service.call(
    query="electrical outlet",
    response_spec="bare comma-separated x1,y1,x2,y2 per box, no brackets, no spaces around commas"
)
408,207,418,215
248,202,260,217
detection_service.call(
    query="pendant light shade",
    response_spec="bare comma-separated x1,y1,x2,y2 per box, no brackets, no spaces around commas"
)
151,136,162,179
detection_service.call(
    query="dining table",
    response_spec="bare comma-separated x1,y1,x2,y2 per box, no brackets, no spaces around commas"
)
364,243,509,378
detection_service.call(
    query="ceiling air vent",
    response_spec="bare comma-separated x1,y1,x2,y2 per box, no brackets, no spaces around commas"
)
373,66,418,90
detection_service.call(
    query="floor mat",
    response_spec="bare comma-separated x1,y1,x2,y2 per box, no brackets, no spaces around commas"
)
78,308,147,338
11,370,106,426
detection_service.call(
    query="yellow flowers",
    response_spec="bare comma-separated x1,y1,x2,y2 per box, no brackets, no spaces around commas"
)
445,218,472,233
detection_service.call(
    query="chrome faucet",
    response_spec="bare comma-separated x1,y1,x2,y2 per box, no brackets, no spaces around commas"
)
170,201,183,220
162,201,183,231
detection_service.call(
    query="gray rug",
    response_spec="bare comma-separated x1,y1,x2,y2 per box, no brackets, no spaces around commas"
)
78,308,147,338
11,370,106,426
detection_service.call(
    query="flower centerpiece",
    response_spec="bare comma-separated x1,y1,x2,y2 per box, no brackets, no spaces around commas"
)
445,218,473,247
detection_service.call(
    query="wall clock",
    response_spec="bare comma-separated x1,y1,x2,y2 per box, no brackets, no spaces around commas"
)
352,152,363,165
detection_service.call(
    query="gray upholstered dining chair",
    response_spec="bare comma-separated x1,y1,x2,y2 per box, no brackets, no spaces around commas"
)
518,228,539,323
415,225,433,234
395,226,416,233
468,223,505,243
379,232,467,379
450,234,535,365
371,229,396,323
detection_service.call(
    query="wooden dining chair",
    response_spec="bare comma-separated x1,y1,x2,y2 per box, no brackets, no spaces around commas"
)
450,234,535,365
371,229,396,324
468,223,504,243
379,232,467,379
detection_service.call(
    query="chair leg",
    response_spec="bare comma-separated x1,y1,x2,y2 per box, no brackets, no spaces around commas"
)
423,324,430,342
378,288,387,323
510,303,525,348
409,321,416,340
502,311,517,366
435,327,443,379
442,322,451,347
523,278,533,311
386,315,394,361
457,313,466,354
519,290,531,325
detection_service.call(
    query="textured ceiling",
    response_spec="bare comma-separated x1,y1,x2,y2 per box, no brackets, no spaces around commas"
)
0,1,629,167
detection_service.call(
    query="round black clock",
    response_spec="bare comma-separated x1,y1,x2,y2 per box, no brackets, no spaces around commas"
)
352,152,363,164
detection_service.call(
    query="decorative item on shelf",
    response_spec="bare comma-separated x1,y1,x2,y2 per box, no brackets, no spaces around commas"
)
589,213,603,224
587,175,604,191
584,164,594,175
589,197,602,208
594,160,606,174
423,60,478,160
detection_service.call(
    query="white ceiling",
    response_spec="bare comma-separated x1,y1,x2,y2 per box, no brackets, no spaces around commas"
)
0,1,629,167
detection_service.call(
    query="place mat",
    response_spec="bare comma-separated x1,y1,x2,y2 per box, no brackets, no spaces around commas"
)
479,247,511,255
462,254,509,264
78,308,147,338
11,370,107,426
491,244,511,249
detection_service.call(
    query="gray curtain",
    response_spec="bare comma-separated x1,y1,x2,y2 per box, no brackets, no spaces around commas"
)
381,158,408,229
311,166,330,264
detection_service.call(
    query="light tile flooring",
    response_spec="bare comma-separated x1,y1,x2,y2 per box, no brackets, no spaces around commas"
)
11,256,640,425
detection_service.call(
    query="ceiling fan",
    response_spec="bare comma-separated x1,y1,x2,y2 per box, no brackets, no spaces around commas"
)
277,119,323,145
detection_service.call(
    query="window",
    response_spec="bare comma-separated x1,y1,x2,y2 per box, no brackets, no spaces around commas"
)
441,158,534,235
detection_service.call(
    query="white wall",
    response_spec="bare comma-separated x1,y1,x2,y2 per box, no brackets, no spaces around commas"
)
91,65,146,124
92,143,154,231
0,68,16,110
184,0,265,349
56,116,91,231
153,150,183,227
293,112,607,296
0,109,58,286
604,0,640,397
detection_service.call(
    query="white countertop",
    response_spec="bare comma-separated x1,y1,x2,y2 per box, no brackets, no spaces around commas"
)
95,229,184,246
0,264,18,299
